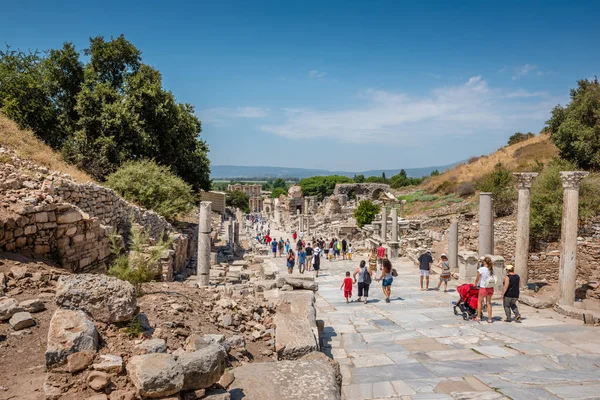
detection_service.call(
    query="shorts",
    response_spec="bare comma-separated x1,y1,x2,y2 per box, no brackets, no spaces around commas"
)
382,277,393,287
479,287,494,296
419,269,430,277
344,290,352,298
334,250,340,256
358,282,369,297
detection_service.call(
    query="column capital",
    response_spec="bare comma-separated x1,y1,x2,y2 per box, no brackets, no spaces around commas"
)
513,172,539,189
560,171,589,189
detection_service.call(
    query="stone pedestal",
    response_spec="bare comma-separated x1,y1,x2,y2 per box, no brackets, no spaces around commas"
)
197,202,212,287
458,251,479,281
391,207,398,242
514,172,538,287
448,220,458,270
558,171,589,306
387,241,400,258
381,207,388,242
478,192,493,257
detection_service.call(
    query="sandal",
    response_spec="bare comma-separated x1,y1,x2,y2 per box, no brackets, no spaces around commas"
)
515,315,521,322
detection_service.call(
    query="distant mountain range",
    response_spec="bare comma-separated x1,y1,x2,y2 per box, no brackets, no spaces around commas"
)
211,163,460,180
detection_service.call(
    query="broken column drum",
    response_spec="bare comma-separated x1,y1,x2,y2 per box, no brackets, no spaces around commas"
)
558,171,589,306
448,219,458,269
478,192,493,257
197,201,212,287
514,172,538,287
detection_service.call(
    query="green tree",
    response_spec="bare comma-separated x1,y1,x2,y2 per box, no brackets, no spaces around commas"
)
507,132,535,146
353,174,365,183
354,200,381,228
226,190,250,212
271,187,287,198
106,160,194,220
430,169,440,176
381,172,386,182
476,163,516,217
298,175,353,200
547,78,600,170
272,178,287,189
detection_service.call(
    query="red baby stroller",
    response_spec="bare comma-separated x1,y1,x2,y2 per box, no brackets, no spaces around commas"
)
453,284,479,321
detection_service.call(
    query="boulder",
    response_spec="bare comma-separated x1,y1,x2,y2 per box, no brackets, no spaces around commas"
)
93,354,124,373
46,309,98,367
20,298,46,313
9,311,35,330
275,292,318,360
223,335,245,351
135,338,167,354
0,297,24,321
126,353,184,398
185,334,225,352
67,350,95,373
228,359,341,400
55,274,136,323
179,344,227,390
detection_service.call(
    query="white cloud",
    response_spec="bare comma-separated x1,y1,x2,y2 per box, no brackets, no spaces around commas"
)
512,64,538,80
309,70,327,79
260,76,554,145
201,107,269,126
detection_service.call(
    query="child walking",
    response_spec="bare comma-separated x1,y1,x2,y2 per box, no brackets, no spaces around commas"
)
341,271,353,303
435,253,451,292
348,243,353,260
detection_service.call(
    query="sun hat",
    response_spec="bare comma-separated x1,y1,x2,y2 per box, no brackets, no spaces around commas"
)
440,253,447,258
505,264,514,271
426,249,432,254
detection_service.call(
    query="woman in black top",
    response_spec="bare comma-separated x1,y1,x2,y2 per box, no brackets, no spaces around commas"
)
502,265,521,322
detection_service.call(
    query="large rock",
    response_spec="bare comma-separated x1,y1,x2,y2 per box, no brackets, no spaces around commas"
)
20,298,46,313
55,274,136,323
0,297,24,321
519,294,555,309
185,334,225,352
179,344,227,390
275,292,318,360
135,339,167,354
126,353,184,398
9,311,35,330
46,309,98,367
228,359,341,400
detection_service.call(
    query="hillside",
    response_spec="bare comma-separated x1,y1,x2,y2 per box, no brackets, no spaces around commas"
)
211,163,458,180
0,115,92,183
423,133,558,192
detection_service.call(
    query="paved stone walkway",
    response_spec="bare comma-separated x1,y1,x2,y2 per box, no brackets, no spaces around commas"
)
264,237,600,400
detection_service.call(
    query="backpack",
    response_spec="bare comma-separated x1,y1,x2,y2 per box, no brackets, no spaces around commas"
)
486,274,497,288
362,268,372,285
391,268,398,277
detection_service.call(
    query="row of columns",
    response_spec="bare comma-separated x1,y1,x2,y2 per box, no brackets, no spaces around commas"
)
380,199,405,243
447,170,589,306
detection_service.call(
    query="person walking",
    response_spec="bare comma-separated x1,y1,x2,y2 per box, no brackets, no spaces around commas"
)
341,239,348,260
435,253,451,292
271,239,277,258
278,238,284,257
284,239,290,255
298,246,307,274
312,244,321,277
286,249,296,274
341,272,353,303
376,243,386,269
368,248,378,275
323,239,330,261
305,243,314,272
292,231,297,241
348,243,353,261
418,250,433,291
353,260,372,304
377,259,394,303
475,256,496,323
502,265,521,322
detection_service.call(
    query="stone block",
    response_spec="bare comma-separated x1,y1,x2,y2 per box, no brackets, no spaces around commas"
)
46,309,98,367
57,210,83,224
275,292,318,360
458,251,479,281
9,311,35,330
126,353,184,398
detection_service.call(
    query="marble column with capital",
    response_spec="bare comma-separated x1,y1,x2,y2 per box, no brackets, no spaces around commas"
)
513,172,538,287
558,171,589,306
478,192,494,257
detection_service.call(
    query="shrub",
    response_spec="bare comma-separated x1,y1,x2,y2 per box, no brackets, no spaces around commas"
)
476,163,516,217
106,160,194,220
468,156,480,164
226,190,250,212
456,182,476,197
354,200,381,228
108,223,171,293
508,132,535,146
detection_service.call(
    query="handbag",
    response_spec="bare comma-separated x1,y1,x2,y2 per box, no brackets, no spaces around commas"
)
486,274,496,288
391,268,398,277
363,268,372,285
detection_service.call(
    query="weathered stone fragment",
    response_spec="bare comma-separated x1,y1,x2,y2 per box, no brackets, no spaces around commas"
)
126,353,184,398
0,297,23,321
9,311,35,330
275,292,318,360
46,309,98,367
134,338,167,354
179,344,227,390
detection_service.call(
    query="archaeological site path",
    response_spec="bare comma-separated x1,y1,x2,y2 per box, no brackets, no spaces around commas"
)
265,229,600,399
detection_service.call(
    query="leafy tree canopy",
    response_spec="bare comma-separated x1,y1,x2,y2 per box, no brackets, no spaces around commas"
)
0,35,210,191
271,187,287,198
298,175,353,200
475,163,516,217
547,78,600,171
354,200,381,228
226,190,250,213
508,132,535,146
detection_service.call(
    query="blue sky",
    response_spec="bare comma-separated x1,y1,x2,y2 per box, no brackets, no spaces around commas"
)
2,0,599,171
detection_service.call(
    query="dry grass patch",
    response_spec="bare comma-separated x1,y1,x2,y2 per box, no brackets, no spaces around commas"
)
424,134,557,192
0,114,93,183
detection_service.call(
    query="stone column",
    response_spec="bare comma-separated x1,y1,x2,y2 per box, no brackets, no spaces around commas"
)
558,171,589,306
381,206,388,241
449,219,458,269
514,172,538,287
297,209,302,232
399,200,406,218
304,198,309,214
197,201,212,287
233,220,239,244
391,206,398,242
478,192,493,257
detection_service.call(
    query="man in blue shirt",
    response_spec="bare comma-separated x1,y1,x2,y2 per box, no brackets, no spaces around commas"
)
298,247,307,274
